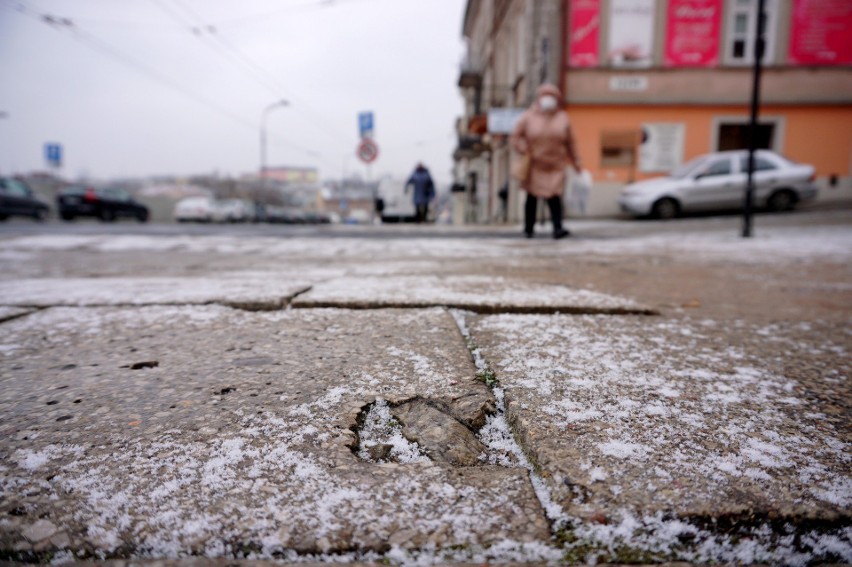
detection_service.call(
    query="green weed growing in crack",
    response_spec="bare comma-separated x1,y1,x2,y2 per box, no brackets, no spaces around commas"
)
477,366,498,388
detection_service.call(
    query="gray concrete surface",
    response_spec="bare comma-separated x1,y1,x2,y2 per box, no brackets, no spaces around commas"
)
0,214,849,565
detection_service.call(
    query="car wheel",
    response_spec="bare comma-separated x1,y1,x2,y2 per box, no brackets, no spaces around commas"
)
137,210,149,223
61,212,75,221
651,198,679,220
0,214,8,222
767,189,796,212
33,208,48,222
99,209,116,222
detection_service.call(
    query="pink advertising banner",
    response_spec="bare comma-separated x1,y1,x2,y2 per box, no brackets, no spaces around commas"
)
665,0,722,67
568,0,601,68
789,0,852,65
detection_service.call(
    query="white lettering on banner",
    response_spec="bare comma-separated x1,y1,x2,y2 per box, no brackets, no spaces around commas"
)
609,76,649,91
675,5,717,19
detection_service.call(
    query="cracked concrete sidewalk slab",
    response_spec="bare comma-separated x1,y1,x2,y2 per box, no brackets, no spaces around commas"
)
0,306,549,557
469,313,851,523
293,275,656,314
0,276,313,310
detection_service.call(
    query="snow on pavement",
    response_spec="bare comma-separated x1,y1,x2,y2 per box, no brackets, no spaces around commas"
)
0,222,850,265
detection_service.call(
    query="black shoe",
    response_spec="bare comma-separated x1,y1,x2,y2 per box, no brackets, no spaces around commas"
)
553,228,570,240
524,230,534,239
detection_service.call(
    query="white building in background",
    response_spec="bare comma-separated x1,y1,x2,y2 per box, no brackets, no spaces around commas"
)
455,0,562,224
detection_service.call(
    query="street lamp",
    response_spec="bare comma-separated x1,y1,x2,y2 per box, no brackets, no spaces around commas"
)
260,99,289,188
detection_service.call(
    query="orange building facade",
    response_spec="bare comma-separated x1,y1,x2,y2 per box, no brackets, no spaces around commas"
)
560,0,852,214
455,0,852,221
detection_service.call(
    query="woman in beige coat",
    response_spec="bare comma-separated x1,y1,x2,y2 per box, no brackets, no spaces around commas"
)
510,84,583,239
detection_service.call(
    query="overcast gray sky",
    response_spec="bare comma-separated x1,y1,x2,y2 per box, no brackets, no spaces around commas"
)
0,0,467,185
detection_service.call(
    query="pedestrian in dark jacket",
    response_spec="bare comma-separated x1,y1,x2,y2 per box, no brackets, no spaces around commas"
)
406,163,435,223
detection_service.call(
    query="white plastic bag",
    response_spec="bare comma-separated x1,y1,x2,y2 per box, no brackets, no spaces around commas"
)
569,169,593,216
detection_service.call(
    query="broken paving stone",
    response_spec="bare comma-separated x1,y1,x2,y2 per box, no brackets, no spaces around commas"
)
21,519,58,542
0,306,553,555
391,399,486,467
365,443,393,461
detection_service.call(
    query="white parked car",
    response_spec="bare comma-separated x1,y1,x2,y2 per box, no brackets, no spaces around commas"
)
216,199,254,223
618,150,818,219
174,197,216,223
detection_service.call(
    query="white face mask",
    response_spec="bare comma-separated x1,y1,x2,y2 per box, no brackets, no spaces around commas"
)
539,95,558,111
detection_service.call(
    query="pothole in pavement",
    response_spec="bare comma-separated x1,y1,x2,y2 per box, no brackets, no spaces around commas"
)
349,310,556,495
351,397,493,467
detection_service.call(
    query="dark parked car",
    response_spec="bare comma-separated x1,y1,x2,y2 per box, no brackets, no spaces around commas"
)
0,177,50,221
57,186,149,222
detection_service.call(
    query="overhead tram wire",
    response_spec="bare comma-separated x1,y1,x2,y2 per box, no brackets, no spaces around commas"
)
151,0,289,103
151,0,356,147
6,0,322,159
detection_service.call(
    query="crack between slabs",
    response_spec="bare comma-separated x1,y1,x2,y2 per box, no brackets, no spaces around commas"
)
447,309,852,565
448,308,570,532
0,306,48,324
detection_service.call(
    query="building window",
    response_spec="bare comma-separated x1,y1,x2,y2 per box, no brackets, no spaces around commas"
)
717,122,775,151
601,130,641,168
725,0,776,65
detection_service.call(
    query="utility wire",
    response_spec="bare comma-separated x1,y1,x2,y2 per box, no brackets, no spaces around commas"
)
151,0,290,102
6,0,322,158
148,0,356,146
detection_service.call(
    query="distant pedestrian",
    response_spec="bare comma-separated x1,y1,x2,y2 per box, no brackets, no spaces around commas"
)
406,163,435,223
510,84,583,239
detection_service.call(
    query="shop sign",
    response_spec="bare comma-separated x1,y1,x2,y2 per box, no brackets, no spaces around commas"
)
487,108,524,134
568,0,600,67
789,0,852,65
609,76,649,92
608,0,655,68
639,123,685,172
665,0,722,67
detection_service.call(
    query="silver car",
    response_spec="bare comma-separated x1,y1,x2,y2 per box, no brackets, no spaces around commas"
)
619,150,818,219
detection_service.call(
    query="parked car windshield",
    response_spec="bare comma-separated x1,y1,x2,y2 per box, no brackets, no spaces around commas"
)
0,178,32,196
670,155,710,179
101,187,132,201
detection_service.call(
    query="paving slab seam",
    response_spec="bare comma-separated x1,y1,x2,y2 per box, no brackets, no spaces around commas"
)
0,307,45,325
450,309,852,564
449,309,569,532
293,302,658,316
0,299,300,313
282,286,315,309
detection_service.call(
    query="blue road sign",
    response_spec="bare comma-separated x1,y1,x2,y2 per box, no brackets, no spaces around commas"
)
44,143,62,167
358,112,374,138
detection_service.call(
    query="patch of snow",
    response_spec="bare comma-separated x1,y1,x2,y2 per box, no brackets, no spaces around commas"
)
356,400,429,464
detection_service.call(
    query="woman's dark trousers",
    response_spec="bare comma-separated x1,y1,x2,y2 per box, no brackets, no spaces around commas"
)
524,193,563,236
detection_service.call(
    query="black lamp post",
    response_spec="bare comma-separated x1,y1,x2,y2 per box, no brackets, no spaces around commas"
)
743,0,766,238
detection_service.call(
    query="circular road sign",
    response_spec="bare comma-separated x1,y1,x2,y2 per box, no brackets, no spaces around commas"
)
356,138,379,164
